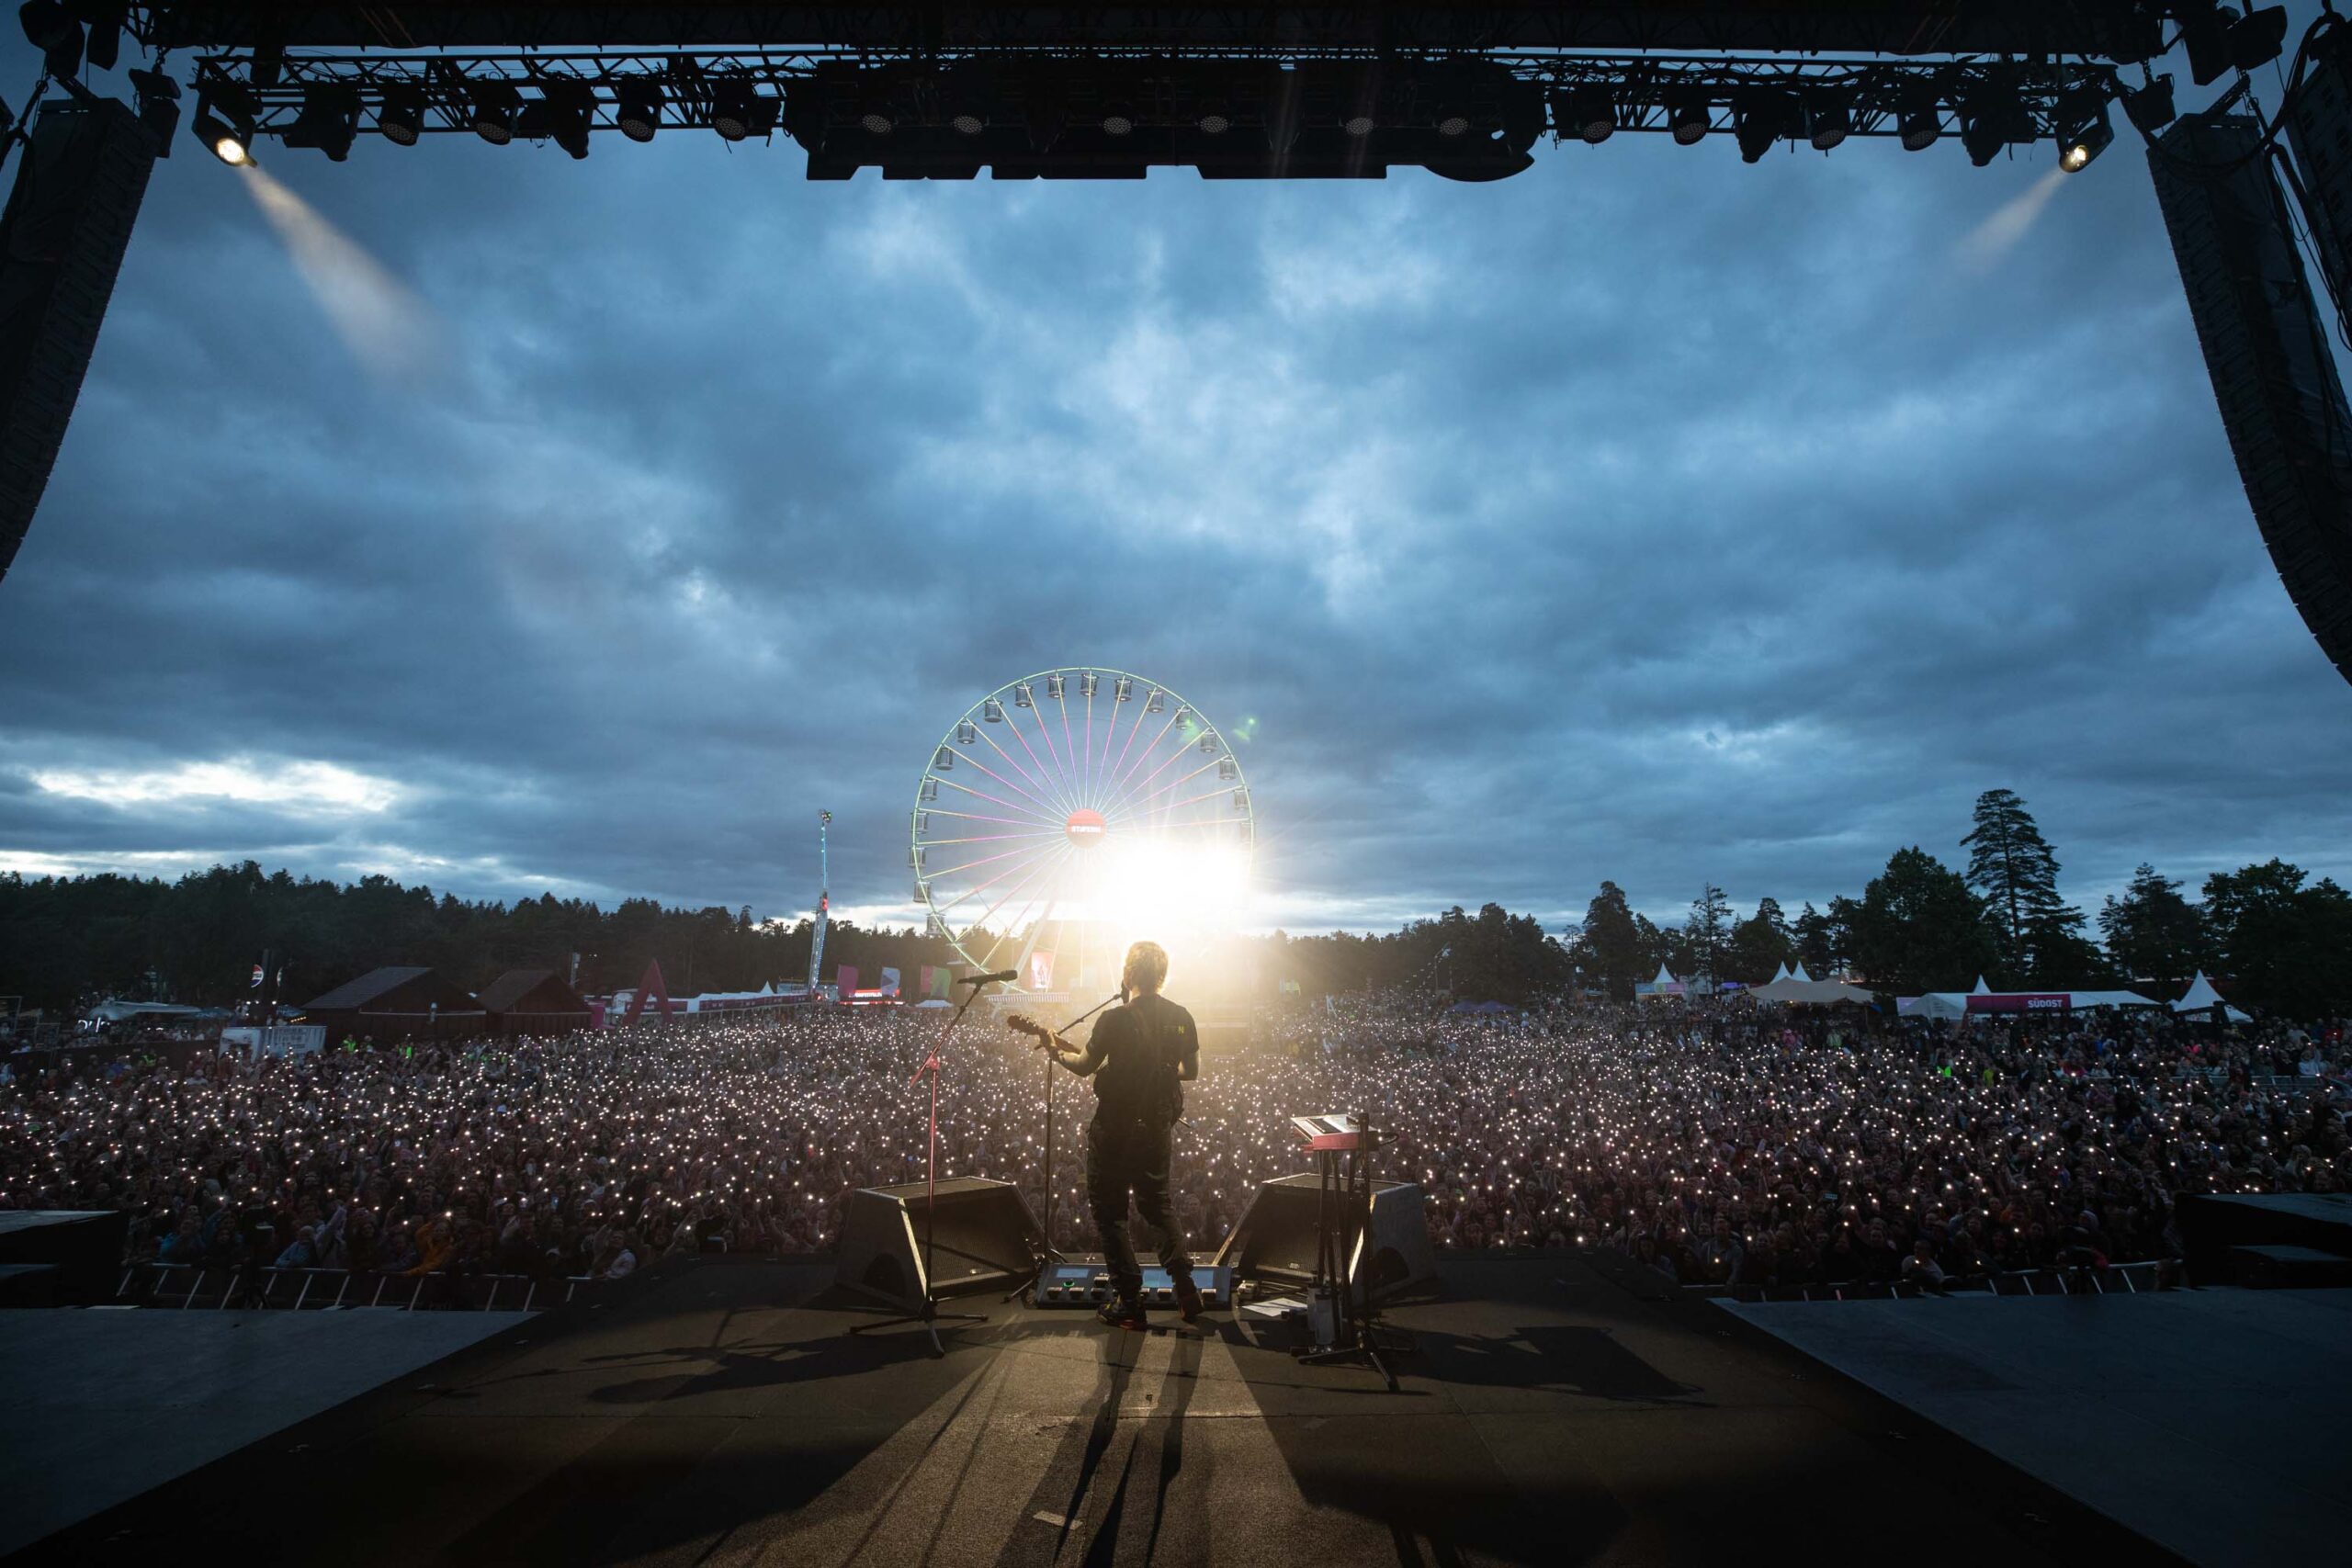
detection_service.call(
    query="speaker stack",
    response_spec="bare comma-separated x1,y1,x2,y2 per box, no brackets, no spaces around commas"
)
1214,1173,1438,1302
831,1177,1042,1311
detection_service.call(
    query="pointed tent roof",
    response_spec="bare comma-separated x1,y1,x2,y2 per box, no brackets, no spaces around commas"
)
1971,976,1991,995
1770,962,1792,983
1652,964,1677,986
1791,962,1815,983
2172,971,2252,1021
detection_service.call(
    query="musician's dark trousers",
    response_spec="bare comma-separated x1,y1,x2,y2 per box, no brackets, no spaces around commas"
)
1086,1115,1193,1303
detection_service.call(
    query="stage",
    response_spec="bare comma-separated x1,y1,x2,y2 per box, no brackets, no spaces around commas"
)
5,1255,2165,1567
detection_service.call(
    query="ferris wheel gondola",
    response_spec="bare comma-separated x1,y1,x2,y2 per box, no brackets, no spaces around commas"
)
912,667,1254,989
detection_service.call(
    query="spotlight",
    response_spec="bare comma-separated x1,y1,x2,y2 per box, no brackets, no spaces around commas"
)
1343,110,1375,137
1959,82,2022,167
1898,88,1941,151
1555,84,1615,144
1197,108,1230,134
2122,74,2177,136
470,81,522,144
191,107,252,166
543,82,593,160
857,79,898,136
1805,92,1851,152
2180,4,2236,86
616,82,662,141
1435,109,1471,137
17,1,83,80
1667,90,1710,146
712,80,774,141
379,86,424,146
2058,102,2113,174
285,83,361,161
1101,101,1136,137
1734,89,1799,164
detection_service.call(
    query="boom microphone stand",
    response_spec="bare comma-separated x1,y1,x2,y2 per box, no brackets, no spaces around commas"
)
1006,986,1126,1305
848,973,1001,1355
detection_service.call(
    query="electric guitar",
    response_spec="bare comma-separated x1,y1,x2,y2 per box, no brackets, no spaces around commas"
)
1006,1014,1070,1055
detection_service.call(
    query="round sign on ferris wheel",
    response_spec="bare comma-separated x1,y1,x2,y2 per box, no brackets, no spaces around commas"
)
911,668,1255,990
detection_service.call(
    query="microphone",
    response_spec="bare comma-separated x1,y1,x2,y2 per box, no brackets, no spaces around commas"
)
958,969,1020,987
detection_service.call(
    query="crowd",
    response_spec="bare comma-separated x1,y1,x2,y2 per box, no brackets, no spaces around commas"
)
0,994,2345,1294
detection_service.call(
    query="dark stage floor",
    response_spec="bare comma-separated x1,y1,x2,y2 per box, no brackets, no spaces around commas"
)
10,1258,2164,1567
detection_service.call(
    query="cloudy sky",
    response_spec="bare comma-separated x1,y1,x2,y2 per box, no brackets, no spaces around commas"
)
3,14,2349,937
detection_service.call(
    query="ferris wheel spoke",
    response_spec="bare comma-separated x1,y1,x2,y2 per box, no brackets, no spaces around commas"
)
1103,728,1204,820
970,723,1068,814
956,842,1073,947
923,837,1068,883
1004,711,1080,818
1081,687,1094,808
1024,699,1079,812
1104,754,1227,826
1104,707,1182,804
916,829,1067,848
1057,685,1080,811
1094,679,1132,802
935,775,1064,829
956,746,1066,821
930,838,1069,920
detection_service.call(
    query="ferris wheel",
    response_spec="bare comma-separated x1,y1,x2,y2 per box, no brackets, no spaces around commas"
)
912,668,1255,989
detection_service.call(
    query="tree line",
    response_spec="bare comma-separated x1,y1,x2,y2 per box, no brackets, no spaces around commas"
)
1562,789,2352,1015
3,788,2346,1016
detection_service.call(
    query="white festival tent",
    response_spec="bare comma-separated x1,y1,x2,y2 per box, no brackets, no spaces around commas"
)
1791,963,1815,982
1899,993,1970,1021
1747,976,1877,1006
1770,962,1792,983
2172,971,2253,1022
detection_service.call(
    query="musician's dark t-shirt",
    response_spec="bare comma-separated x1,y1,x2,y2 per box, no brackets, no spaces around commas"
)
1086,994,1198,1128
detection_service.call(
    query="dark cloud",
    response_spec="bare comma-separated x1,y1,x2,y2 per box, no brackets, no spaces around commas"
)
2,17,2348,938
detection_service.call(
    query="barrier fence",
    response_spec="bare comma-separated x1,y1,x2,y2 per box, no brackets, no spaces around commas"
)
114,1263,594,1312
1685,1258,2168,1303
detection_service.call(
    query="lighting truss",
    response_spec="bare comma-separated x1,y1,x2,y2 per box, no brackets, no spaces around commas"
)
182,49,2126,176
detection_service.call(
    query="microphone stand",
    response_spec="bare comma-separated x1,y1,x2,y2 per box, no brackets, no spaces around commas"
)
1007,986,1125,1305
848,974,1001,1355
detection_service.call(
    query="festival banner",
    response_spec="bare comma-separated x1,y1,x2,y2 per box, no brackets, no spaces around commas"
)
1965,992,2069,1013
880,967,901,998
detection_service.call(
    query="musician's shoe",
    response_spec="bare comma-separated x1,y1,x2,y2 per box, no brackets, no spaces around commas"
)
1096,1297,1150,1331
1172,1277,1205,1324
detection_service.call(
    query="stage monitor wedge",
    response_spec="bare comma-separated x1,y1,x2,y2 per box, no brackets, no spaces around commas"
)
1215,1172,1438,1302
832,1177,1041,1310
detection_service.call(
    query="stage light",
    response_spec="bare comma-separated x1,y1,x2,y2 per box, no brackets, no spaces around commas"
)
17,1,82,79
543,84,593,159
951,106,986,135
378,87,424,145
1806,92,1851,151
1343,110,1375,137
2123,74,2177,135
858,79,899,136
616,82,662,141
1898,89,1941,151
2059,107,2112,173
1959,83,2021,167
285,83,362,161
1553,84,1614,144
711,80,773,141
1101,101,1136,136
2179,3,2282,86
1734,90,1798,164
192,107,251,165
470,81,522,144
1668,90,1710,146
1436,109,1471,138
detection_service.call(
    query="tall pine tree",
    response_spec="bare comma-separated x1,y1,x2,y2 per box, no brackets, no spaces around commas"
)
1961,788,2067,975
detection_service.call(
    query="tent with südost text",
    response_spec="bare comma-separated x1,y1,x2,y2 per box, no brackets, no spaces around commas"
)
2172,971,2252,1022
